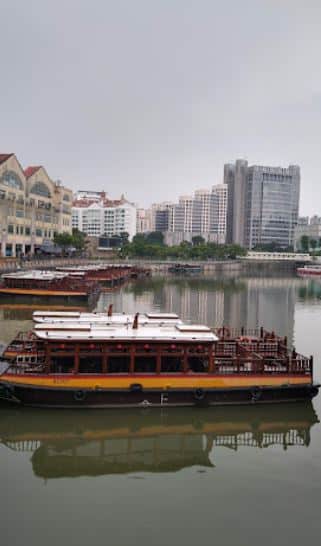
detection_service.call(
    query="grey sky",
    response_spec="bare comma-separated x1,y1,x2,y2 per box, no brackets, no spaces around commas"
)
1,0,321,214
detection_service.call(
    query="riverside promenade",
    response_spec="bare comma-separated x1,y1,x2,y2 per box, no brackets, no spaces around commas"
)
0,256,303,275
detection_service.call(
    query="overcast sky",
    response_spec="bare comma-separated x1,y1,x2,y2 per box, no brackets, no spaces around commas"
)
1,0,321,213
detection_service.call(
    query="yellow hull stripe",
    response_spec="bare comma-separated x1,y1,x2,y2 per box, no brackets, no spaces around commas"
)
1,374,312,389
0,288,86,297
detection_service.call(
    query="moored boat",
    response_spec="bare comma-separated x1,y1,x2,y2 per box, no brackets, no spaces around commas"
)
0,270,100,304
0,313,318,408
297,265,321,277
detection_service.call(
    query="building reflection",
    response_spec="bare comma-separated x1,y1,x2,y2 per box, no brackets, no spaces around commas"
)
0,403,318,479
106,276,308,344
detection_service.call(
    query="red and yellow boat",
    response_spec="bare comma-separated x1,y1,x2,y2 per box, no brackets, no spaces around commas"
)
0,311,318,408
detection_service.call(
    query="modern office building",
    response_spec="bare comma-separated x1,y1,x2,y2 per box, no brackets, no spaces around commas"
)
225,160,300,249
0,153,72,257
72,194,136,240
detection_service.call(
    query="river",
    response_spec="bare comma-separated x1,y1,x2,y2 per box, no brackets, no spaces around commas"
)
1,274,321,546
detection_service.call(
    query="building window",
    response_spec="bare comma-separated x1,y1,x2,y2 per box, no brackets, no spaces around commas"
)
36,228,42,237
63,193,70,202
8,224,14,234
0,171,23,190
30,181,51,198
25,227,31,236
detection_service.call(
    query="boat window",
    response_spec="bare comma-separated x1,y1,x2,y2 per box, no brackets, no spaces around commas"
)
188,356,209,373
134,356,157,373
108,356,130,373
161,356,182,373
79,356,102,373
51,356,74,373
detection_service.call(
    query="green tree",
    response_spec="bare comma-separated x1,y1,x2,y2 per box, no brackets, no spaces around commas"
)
72,228,86,250
300,235,310,252
119,231,130,245
192,235,205,246
145,231,164,245
310,239,317,251
54,232,73,250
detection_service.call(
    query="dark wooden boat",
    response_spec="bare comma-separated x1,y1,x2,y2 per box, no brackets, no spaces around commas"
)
0,270,100,304
0,312,318,408
57,264,151,286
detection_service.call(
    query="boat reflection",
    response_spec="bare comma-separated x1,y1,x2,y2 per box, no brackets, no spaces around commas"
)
0,403,318,478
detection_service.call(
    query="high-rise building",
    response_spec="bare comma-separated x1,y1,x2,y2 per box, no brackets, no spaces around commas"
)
152,185,227,245
136,208,153,233
225,160,300,249
72,194,136,240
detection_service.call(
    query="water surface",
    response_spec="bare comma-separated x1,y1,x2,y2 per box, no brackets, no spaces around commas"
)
1,274,321,546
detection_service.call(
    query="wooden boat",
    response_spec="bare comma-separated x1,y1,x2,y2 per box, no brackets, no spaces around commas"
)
0,404,317,477
56,264,150,286
0,310,183,362
0,313,318,408
0,270,100,303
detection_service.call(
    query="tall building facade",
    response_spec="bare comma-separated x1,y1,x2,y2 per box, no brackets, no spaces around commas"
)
225,160,300,249
136,208,152,233
151,184,227,245
72,194,136,240
0,153,72,257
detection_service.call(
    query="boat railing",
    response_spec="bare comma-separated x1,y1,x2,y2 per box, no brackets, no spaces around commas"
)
214,353,312,375
213,327,287,345
7,362,46,375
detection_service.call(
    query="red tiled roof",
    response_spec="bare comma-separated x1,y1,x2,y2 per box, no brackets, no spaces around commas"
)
24,166,41,178
72,198,126,208
0,153,14,165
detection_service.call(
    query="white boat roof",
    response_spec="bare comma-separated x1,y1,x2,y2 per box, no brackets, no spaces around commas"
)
34,320,185,330
33,311,82,317
33,311,183,325
3,270,68,280
34,324,218,342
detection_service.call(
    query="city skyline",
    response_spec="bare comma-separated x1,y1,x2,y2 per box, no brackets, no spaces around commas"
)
1,1,321,215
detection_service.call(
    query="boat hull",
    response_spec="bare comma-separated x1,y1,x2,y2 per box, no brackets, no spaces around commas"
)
0,381,318,408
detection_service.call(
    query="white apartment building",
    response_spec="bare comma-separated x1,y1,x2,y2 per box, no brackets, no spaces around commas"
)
72,195,137,241
160,184,227,244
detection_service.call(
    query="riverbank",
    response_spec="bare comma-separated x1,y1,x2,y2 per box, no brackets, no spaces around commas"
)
0,256,301,275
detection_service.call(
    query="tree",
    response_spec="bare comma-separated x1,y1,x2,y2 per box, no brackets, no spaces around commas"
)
119,232,130,245
310,239,317,251
54,232,73,250
192,235,205,246
300,235,310,252
132,233,146,244
72,228,86,250
145,231,164,245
